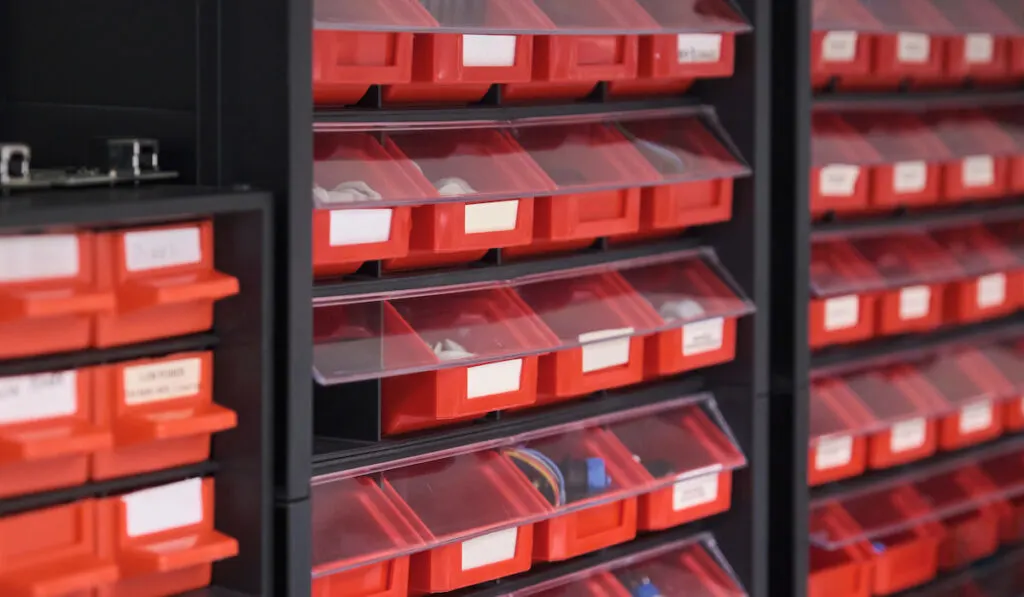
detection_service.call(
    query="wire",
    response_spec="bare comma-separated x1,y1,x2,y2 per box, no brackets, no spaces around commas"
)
505,447,566,506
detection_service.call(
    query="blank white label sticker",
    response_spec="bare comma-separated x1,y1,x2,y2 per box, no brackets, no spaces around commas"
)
897,33,931,63
466,359,523,399
822,31,858,62
899,286,931,321
124,227,202,272
965,34,994,64
960,401,994,434
819,165,861,197
329,209,392,247
815,435,854,470
461,527,518,571
122,477,203,537
579,327,634,374
677,34,722,63
123,357,202,405
682,318,725,356
890,417,927,453
963,155,995,188
462,35,517,67
893,161,928,193
0,371,77,425
673,472,720,511
977,273,1007,309
824,295,860,331
0,235,79,282
464,201,519,234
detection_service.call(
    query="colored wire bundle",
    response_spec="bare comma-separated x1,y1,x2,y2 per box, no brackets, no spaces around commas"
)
505,447,567,507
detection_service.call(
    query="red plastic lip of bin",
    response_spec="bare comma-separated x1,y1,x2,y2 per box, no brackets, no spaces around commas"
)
311,108,751,210
312,248,754,385
810,443,1024,549
309,394,748,578
508,533,744,597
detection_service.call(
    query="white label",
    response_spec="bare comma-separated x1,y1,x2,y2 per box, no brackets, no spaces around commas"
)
579,327,634,374
461,527,518,571
959,401,994,434
121,477,203,537
682,318,725,356
897,33,931,63
890,417,927,453
963,155,995,188
0,235,80,283
673,472,720,511
124,228,202,272
123,358,202,406
965,34,994,64
462,34,517,67
815,435,853,471
464,201,519,234
465,359,522,399
822,31,859,62
0,371,77,425
677,34,722,63
977,273,1007,308
893,161,928,193
899,286,931,321
824,295,860,331
819,165,861,197
329,209,392,247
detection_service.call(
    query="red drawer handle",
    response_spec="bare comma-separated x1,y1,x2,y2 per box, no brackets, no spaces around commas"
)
116,403,237,444
0,422,112,463
0,556,117,597
116,271,239,312
0,289,114,323
120,530,239,574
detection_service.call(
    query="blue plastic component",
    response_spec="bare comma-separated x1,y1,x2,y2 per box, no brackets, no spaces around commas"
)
586,457,612,492
631,580,663,597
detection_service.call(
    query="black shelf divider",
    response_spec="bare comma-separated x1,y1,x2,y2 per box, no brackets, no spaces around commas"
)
813,87,1024,110
811,199,1024,239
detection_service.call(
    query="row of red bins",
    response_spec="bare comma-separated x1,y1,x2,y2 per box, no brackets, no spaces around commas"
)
811,110,1024,218
311,400,743,596
810,223,1023,349
0,350,234,499
813,30,1024,90
313,0,746,105
313,121,741,277
511,537,746,597
0,477,237,597
0,221,239,360
809,450,1024,597
809,339,1024,486
314,256,750,435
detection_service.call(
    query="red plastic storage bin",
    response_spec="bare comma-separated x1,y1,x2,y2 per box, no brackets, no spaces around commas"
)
382,128,547,270
91,351,236,480
96,478,237,597
379,288,557,434
312,132,427,277
918,347,1014,450
982,341,1024,432
810,114,880,217
501,0,652,101
383,452,550,593
382,1,553,104
914,465,1002,571
850,233,960,336
510,428,646,562
516,272,655,404
311,477,426,597
809,239,882,348
618,115,747,238
811,490,945,595
0,498,117,597
933,225,1021,324
808,379,873,486
605,402,745,531
928,0,1023,84
610,539,748,597
985,219,1024,309
505,122,655,258
977,450,1024,544
846,112,950,208
0,368,110,498
0,231,113,359
311,1,438,105
929,111,1017,202
810,0,880,90
607,0,748,98
619,256,752,378
809,545,872,597
93,221,239,347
